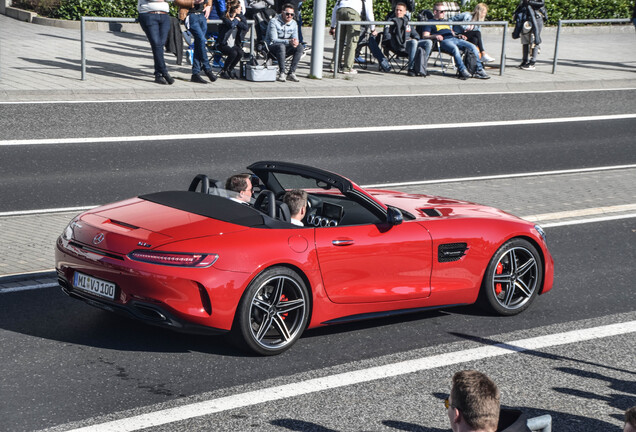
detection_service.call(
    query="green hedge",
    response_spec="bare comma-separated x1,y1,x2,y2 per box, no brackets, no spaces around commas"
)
10,0,634,23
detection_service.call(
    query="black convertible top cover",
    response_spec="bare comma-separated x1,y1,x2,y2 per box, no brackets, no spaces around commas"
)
140,191,265,227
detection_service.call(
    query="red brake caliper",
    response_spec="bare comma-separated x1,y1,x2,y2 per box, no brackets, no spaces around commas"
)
495,262,503,295
280,294,288,320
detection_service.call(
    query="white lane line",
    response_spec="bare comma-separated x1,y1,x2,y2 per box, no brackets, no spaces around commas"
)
364,164,636,188
523,203,636,222
0,282,58,293
2,114,635,146
0,206,95,217
1,87,635,105
541,212,636,228
63,320,636,432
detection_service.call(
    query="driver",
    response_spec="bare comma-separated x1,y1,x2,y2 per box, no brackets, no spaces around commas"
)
283,189,307,226
225,173,253,204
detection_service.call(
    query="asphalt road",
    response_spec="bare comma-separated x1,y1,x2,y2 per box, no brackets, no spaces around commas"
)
1,89,636,140
1,90,634,431
1,117,635,212
1,217,635,431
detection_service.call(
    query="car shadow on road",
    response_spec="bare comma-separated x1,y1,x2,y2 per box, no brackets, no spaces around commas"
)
0,288,246,357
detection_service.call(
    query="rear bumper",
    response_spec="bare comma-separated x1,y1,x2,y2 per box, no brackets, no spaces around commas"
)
57,274,228,335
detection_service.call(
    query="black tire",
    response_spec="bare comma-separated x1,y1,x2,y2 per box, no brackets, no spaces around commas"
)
231,267,310,356
481,238,543,316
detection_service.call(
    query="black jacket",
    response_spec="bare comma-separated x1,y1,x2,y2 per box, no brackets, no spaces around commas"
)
497,409,532,432
512,0,546,44
382,14,419,54
218,14,249,48
165,16,184,65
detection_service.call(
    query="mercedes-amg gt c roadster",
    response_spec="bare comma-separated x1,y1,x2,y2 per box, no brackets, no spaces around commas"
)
56,161,554,355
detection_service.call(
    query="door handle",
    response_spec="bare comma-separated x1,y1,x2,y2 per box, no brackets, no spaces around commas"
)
332,239,354,246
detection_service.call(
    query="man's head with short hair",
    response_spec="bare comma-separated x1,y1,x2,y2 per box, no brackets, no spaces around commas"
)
283,189,307,221
225,173,253,202
448,370,500,432
625,406,636,432
395,2,407,17
433,2,446,17
282,3,295,23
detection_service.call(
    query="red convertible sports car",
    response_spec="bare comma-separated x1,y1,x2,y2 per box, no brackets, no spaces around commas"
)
56,161,554,355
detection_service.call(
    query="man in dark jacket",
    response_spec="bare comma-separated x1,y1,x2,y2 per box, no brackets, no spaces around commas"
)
367,2,420,74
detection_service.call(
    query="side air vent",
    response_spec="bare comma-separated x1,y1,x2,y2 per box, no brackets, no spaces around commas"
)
438,242,468,262
419,208,442,217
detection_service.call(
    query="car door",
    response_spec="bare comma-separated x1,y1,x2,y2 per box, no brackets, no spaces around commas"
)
314,221,433,304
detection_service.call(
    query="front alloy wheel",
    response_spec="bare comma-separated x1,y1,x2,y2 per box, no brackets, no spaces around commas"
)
482,238,543,316
233,267,309,355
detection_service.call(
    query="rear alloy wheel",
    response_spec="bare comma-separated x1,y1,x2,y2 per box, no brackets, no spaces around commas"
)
481,238,542,316
233,267,309,355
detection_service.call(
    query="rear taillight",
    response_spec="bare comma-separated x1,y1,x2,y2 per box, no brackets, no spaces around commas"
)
128,250,218,267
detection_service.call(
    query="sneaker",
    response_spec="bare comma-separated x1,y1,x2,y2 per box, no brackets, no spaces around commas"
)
518,61,528,69
154,75,168,85
287,72,300,82
521,62,536,70
481,53,495,63
459,68,471,79
219,70,231,80
277,71,287,82
343,68,358,75
407,69,416,77
162,72,175,85
379,59,391,72
355,56,367,64
229,70,239,80
473,69,491,79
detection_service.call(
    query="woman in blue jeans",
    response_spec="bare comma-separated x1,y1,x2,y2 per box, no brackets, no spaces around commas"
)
137,0,175,85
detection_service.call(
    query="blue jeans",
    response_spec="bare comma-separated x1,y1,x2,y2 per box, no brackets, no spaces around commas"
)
138,12,170,77
188,13,211,74
368,37,418,70
439,37,483,73
417,39,433,58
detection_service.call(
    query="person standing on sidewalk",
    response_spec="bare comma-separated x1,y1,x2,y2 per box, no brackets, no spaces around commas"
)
138,0,175,85
176,0,218,83
329,0,376,74
512,0,546,70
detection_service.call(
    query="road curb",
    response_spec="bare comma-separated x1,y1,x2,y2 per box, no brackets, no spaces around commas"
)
0,270,57,284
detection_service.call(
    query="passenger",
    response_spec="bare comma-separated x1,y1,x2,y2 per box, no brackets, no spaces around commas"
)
366,2,421,76
175,0,218,83
283,189,307,226
217,1,249,79
451,3,495,63
420,2,490,80
625,406,636,432
225,174,253,204
137,0,174,85
266,3,304,82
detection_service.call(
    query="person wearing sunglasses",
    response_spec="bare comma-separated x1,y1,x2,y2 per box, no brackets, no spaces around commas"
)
266,4,304,82
420,2,490,79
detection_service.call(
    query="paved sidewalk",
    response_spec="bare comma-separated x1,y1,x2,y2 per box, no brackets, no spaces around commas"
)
0,14,635,101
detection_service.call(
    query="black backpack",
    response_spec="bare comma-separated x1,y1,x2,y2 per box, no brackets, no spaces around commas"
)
462,48,479,76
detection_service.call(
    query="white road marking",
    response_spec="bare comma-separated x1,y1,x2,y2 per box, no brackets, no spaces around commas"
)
1,87,634,105
0,282,58,293
363,164,636,188
541,212,636,228
1,114,635,146
523,204,636,222
0,206,95,217
62,320,636,432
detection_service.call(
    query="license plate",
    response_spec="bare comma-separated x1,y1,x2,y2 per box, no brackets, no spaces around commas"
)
73,271,116,300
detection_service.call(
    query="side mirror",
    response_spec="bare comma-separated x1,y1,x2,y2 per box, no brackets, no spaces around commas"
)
386,207,403,226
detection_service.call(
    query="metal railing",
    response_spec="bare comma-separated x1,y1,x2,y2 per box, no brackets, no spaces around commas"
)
333,20,509,78
552,18,632,74
80,16,256,80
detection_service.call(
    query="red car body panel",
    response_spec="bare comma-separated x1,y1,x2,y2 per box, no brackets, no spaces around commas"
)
55,162,554,338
